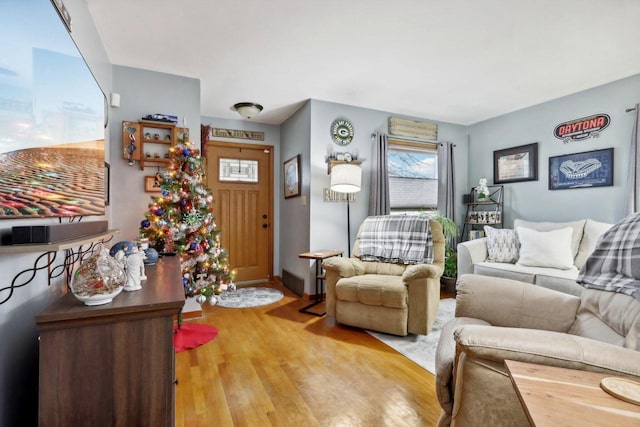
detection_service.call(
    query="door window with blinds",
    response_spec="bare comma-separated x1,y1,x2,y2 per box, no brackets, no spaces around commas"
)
388,139,438,214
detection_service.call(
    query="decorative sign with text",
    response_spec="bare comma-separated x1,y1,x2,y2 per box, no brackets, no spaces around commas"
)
553,113,610,144
388,117,437,141
211,127,264,141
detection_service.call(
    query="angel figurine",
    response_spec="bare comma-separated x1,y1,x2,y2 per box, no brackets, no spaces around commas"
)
124,247,143,291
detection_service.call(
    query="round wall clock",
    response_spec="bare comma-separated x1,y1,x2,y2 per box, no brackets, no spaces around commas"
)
330,118,354,146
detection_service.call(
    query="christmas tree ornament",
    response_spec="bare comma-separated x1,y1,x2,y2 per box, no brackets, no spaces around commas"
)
196,294,206,304
208,295,218,305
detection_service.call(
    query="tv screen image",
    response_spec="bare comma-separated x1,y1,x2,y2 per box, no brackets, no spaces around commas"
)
0,0,106,218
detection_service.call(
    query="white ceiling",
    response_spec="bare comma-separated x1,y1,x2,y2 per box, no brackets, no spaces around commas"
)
86,0,640,126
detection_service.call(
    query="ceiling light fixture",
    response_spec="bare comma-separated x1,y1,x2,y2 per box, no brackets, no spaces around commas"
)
233,102,263,119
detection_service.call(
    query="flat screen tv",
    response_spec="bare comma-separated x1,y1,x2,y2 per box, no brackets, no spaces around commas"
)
0,0,106,219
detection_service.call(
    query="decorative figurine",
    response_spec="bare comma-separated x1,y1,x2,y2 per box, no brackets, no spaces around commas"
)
124,247,143,291
114,249,126,270
137,247,147,280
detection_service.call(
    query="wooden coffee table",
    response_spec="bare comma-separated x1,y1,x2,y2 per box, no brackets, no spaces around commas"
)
505,359,640,426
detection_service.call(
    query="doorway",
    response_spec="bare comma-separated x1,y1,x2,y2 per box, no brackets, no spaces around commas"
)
205,141,273,284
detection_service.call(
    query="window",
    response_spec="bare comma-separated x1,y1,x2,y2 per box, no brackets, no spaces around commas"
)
388,139,438,215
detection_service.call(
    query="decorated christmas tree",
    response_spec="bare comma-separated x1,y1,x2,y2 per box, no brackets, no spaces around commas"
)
139,138,234,304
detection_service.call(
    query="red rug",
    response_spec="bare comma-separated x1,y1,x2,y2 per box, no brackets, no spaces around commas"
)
173,323,218,352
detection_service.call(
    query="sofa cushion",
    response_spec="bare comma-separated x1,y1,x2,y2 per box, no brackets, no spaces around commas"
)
473,261,580,294
474,262,535,284
516,226,577,270
514,219,586,258
574,219,613,269
569,289,640,351
335,274,407,308
484,226,519,263
534,273,583,296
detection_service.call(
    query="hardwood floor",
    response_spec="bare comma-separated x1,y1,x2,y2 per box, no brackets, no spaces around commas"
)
175,281,447,427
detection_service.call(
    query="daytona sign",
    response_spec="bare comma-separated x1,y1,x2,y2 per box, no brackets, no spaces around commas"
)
553,114,610,143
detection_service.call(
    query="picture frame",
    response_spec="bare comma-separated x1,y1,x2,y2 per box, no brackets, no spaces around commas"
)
469,230,485,240
549,148,613,190
144,175,162,193
283,154,301,198
493,142,538,184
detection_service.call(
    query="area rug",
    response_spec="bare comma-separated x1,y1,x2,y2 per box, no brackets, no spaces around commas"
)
367,298,456,374
173,323,218,352
216,286,284,308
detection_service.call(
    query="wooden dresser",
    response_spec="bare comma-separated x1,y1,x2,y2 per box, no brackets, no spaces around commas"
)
36,256,184,427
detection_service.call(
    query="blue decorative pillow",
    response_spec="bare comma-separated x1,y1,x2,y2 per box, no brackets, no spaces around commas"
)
484,226,520,263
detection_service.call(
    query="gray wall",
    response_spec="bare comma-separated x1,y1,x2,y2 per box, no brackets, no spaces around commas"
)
0,1,112,425
468,74,640,226
279,102,312,290
109,66,201,241
283,99,468,296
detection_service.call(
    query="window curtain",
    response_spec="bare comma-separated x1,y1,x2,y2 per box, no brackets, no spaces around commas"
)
437,141,456,224
368,132,390,216
627,104,640,215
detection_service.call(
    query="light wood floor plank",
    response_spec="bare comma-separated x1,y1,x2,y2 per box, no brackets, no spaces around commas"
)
175,281,445,426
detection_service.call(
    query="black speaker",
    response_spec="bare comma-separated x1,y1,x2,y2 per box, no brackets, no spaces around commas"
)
11,221,108,244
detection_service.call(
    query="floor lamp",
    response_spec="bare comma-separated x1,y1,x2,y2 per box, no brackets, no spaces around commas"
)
330,163,362,257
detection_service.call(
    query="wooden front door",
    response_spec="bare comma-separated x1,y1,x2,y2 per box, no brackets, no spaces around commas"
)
205,141,273,283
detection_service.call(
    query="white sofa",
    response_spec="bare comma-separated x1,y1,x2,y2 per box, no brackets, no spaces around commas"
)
457,219,613,296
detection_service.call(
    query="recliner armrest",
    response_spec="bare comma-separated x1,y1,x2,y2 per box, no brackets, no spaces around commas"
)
435,317,491,416
454,324,640,378
322,256,364,278
456,274,581,332
456,237,488,276
402,263,443,281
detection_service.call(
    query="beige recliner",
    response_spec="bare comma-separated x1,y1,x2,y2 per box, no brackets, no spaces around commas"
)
435,274,640,427
322,218,444,336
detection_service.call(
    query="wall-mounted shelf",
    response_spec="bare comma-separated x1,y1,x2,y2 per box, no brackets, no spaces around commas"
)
0,229,119,305
0,229,119,254
122,120,188,170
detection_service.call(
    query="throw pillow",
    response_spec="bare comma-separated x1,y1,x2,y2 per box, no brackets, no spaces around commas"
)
484,226,520,263
516,226,576,270
574,219,613,269
513,219,585,258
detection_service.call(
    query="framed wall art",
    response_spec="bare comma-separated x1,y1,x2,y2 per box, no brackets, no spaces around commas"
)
493,143,538,184
549,148,613,190
284,154,301,198
144,175,162,193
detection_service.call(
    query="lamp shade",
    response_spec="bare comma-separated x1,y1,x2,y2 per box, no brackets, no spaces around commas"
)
330,164,361,193
233,102,263,119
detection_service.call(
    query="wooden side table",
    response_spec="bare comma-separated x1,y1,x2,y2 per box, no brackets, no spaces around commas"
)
298,249,343,316
505,359,640,426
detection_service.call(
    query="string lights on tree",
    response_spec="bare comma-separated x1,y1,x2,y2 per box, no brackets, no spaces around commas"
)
139,130,234,304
